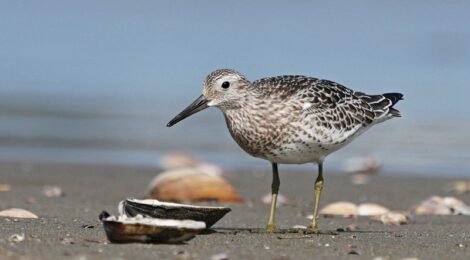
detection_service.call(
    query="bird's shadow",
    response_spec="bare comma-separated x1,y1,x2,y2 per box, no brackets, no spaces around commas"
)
202,227,390,236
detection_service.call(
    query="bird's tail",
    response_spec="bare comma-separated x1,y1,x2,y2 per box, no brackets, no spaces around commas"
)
354,92,404,119
382,93,403,117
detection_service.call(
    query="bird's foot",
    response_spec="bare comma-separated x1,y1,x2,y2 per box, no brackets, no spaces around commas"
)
303,226,338,235
264,224,278,233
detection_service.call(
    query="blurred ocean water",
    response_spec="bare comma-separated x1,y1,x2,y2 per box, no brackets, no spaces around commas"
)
1,1,469,176
0,91,469,177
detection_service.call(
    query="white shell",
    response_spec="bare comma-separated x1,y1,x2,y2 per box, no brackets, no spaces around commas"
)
410,196,470,215
0,208,38,219
357,203,390,216
319,201,357,217
373,211,409,225
105,214,206,229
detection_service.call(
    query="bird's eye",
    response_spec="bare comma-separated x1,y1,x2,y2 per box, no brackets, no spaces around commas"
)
221,81,230,89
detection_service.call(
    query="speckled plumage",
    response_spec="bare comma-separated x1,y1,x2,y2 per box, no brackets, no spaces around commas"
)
202,69,403,164
167,68,403,232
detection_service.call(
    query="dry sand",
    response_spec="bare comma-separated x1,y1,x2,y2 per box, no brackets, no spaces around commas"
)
0,162,469,259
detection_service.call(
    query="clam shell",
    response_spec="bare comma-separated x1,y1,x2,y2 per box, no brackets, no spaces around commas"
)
99,211,205,244
319,201,358,217
148,169,242,203
0,208,38,219
357,203,390,216
120,198,231,228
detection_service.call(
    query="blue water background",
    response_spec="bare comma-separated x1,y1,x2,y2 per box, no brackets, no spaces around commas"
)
1,1,469,176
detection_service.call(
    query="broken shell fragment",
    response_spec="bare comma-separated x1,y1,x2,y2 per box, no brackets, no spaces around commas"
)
147,169,242,203
319,202,358,217
0,208,38,219
410,196,470,215
372,211,409,225
357,203,390,216
8,233,25,243
120,198,231,228
42,185,64,197
99,211,205,244
410,196,450,215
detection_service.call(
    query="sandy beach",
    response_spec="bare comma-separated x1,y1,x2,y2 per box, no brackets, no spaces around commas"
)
0,161,469,259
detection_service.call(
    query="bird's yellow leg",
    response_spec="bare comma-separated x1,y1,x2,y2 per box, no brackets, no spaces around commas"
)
310,163,324,233
265,163,280,233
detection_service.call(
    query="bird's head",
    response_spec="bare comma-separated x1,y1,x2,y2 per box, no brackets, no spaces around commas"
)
167,69,251,127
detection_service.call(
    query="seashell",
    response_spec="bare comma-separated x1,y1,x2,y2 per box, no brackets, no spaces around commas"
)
99,211,205,244
42,185,63,197
0,208,38,219
292,225,307,230
119,198,231,228
210,252,229,260
8,233,25,243
147,168,242,203
442,197,470,215
357,203,390,216
319,201,358,217
410,196,451,215
372,211,409,225
410,196,470,215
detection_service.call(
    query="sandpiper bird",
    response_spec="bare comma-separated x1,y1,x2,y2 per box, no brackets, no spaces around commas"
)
167,69,403,233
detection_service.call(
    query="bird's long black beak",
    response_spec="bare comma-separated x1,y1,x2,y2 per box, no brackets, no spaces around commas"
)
167,95,210,127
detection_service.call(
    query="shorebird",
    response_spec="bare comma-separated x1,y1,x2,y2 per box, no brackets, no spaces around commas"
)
167,69,403,233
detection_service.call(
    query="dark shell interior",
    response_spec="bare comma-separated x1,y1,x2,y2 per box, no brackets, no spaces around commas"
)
122,199,231,228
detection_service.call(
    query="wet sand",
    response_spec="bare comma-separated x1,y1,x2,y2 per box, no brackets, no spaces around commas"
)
0,162,469,259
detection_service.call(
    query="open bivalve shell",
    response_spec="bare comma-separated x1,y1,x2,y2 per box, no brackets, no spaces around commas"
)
120,198,231,228
99,211,205,244
147,168,242,203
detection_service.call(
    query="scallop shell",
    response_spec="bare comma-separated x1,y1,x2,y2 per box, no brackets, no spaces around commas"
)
99,211,205,244
319,202,358,217
120,198,231,228
357,203,390,216
0,208,38,219
147,168,242,203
